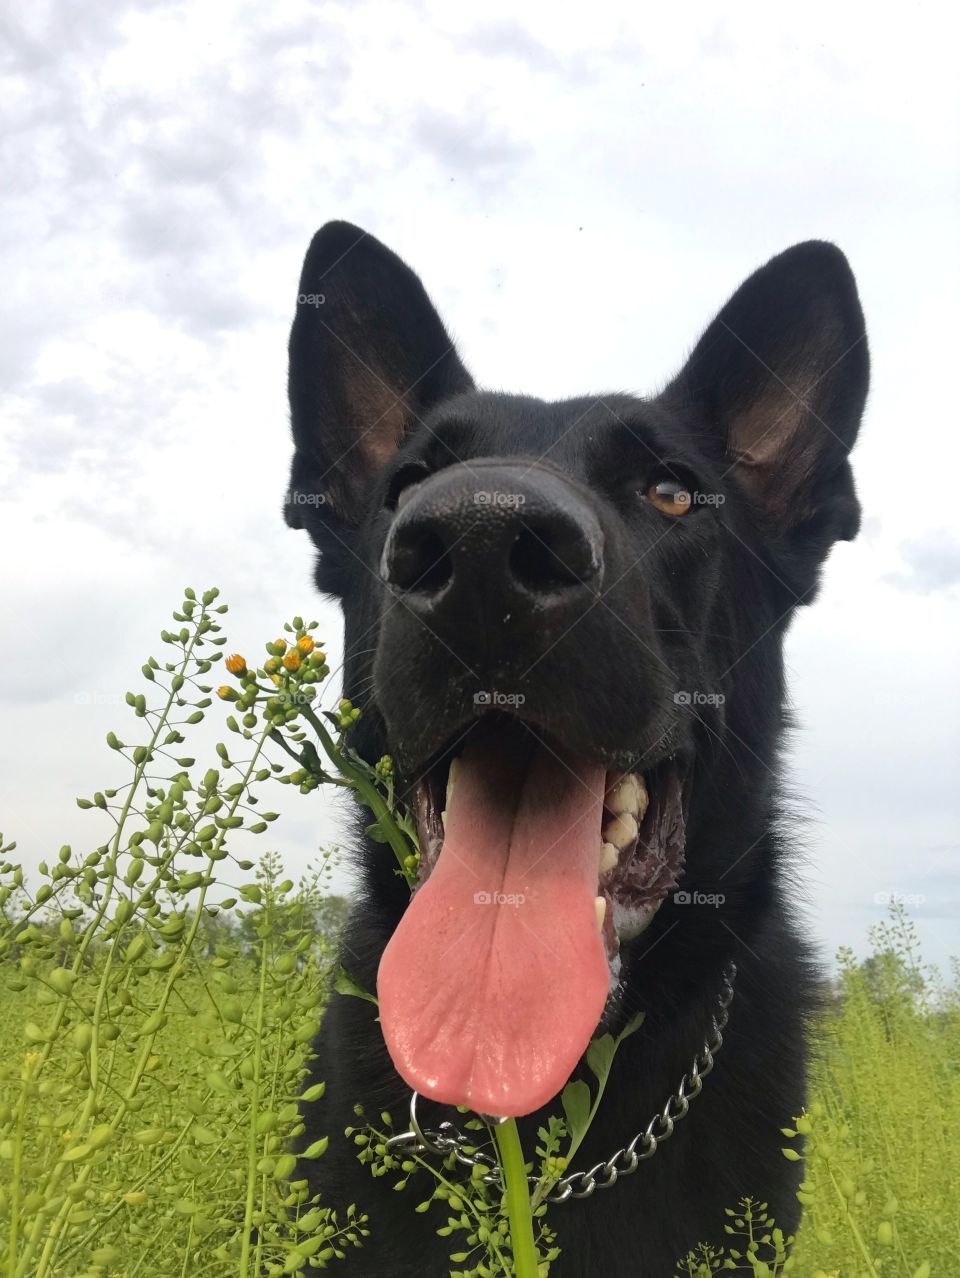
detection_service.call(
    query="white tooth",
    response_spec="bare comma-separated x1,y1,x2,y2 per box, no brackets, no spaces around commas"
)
445,757,460,812
605,773,649,820
440,809,446,831
612,899,659,941
595,896,607,930
599,841,619,874
603,811,638,851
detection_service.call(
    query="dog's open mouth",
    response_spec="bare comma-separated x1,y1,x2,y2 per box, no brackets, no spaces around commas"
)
376,719,687,1118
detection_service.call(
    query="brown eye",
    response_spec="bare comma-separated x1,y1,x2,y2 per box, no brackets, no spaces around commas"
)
647,478,692,516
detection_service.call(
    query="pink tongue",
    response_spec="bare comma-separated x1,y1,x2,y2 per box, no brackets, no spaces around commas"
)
377,734,609,1118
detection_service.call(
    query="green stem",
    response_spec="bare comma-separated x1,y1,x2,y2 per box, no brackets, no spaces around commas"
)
238,915,270,1278
824,1163,880,1278
301,707,414,882
492,1120,538,1278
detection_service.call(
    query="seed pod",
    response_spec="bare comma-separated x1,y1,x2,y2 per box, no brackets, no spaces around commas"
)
125,858,145,887
88,1124,115,1150
48,968,75,996
222,999,244,1024
137,1009,167,1037
126,933,149,962
133,1128,165,1146
73,1023,94,1053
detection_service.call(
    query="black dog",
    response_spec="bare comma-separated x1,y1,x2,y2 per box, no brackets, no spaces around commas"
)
284,223,868,1276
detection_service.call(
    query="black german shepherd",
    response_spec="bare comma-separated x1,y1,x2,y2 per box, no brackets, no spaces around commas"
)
284,223,868,1275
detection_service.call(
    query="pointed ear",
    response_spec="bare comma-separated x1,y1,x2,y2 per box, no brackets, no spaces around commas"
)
285,222,473,588
663,241,869,586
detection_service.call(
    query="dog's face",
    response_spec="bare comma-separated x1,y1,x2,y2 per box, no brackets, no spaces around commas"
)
285,223,868,1117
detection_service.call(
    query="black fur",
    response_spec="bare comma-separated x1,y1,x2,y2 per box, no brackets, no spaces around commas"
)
285,222,869,1276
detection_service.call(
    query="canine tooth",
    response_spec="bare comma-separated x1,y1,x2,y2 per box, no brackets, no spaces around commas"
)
445,757,460,812
595,896,607,930
599,842,619,874
603,811,638,850
606,773,649,820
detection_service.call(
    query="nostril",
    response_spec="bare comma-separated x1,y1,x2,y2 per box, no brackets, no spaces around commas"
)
384,526,453,594
509,525,591,593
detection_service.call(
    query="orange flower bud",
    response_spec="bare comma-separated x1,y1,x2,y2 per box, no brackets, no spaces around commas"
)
225,653,246,676
296,635,315,654
282,649,301,672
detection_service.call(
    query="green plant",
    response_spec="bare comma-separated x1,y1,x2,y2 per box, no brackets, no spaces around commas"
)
1,592,956,1277
0,591,368,1276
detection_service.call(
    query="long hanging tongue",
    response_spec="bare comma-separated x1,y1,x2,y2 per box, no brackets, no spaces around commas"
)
377,731,609,1118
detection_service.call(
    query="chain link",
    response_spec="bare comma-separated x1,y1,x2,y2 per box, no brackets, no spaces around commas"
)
385,961,737,1204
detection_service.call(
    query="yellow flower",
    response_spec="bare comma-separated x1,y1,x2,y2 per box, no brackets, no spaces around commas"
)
282,649,301,671
225,653,246,676
216,686,234,700
297,634,315,654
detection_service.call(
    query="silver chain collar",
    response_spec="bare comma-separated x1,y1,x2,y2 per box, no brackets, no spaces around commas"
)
385,961,737,1204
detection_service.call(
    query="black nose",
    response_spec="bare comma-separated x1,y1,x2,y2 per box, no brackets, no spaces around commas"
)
380,463,603,625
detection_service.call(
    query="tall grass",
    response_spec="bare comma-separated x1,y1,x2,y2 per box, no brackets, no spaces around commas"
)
0,592,955,1276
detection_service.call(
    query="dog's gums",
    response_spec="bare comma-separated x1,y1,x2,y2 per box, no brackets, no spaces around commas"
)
376,722,686,1116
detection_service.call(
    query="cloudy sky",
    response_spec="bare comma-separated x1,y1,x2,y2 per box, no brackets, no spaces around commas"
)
1,0,958,975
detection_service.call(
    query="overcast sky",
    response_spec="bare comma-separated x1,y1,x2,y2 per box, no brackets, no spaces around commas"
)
1,0,958,976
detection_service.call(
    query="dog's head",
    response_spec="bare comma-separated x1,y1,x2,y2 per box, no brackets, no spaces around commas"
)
285,223,868,1117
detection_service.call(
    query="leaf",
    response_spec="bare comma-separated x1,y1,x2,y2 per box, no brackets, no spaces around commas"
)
585,1033,615,1085
618,1010,645,1042
335,967,379,1006
560,1080,591,1144
586,1011,644,1087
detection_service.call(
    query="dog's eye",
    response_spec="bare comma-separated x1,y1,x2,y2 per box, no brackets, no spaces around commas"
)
646,478,693,516
386,462,432,511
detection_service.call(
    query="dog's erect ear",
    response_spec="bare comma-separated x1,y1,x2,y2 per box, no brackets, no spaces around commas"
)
285,222,473,586
663,241,869,586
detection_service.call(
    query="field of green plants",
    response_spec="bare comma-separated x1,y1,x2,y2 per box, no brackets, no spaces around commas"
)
0,592,956,1277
